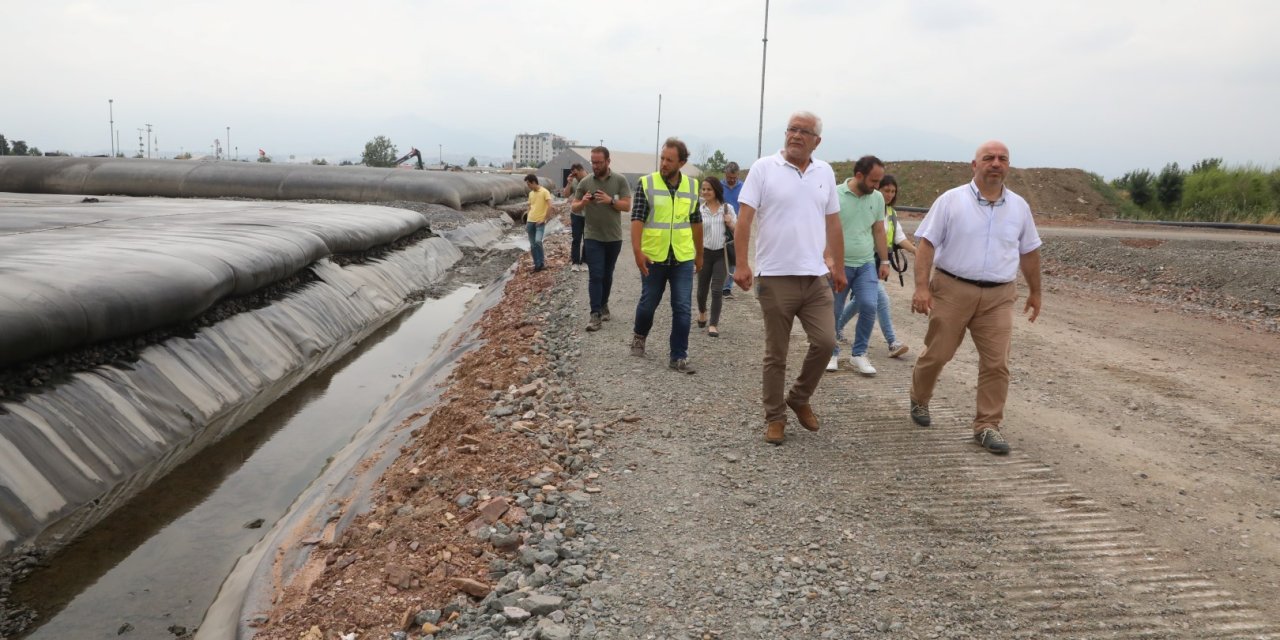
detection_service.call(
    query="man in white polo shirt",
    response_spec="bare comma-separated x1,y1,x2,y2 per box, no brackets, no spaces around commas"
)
909,140,1043,454
733,111,847,446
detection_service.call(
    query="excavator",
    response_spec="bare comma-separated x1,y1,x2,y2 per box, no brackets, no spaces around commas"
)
393,147,425,170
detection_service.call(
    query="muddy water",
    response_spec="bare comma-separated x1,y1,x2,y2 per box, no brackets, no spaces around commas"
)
14,285,482,639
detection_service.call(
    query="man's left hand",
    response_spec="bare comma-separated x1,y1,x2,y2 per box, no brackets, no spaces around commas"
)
1023,291,1042,322
878,263,890,281
831,269,848,293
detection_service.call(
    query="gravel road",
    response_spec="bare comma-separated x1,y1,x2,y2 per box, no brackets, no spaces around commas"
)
439,221,1280,639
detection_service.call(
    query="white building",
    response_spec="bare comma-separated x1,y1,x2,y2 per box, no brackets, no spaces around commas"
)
512,132,576,167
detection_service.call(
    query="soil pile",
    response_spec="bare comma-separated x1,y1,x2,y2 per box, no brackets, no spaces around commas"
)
829,160,1118,219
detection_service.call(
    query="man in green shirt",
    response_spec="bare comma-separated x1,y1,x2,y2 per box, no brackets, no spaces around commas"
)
571,146,633,331
829,155,890,376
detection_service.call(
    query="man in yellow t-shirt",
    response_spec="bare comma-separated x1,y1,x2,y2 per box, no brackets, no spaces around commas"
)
524,174,553,271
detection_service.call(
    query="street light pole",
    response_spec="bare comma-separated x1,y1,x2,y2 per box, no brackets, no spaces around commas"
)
226,126,231,161
654,93,662,172
145,124,152,159
757,0,770,160
108,99,114,157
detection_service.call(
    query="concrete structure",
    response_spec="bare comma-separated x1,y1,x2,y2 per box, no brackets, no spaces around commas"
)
536,146,703,192
512,132,576,167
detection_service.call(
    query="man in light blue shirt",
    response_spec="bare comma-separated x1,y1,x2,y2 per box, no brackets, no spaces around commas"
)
721,161,744,298
829,155,889,376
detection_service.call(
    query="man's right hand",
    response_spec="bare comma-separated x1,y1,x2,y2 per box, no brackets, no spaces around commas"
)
911,287,933,315
733,265,753,291
635,252,650,277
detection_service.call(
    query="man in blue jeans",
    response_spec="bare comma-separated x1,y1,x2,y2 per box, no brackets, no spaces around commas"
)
720,161,744,299
630,138,703,373
561,163,588,271
829,155,890,376
572,147,633,331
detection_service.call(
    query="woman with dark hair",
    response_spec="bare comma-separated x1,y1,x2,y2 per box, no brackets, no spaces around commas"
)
837,174,917,356
695,176,736,337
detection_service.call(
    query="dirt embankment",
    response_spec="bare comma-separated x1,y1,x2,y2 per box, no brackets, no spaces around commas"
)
829,160,1119,219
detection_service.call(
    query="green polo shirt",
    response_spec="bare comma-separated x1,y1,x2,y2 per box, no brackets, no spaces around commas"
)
574,171,631,242
836,180,885,267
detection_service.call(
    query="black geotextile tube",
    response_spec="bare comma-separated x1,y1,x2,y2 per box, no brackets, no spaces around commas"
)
0,157,528,210
0,198,428,368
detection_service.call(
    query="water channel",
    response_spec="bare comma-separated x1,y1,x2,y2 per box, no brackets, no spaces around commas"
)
15,285,484,639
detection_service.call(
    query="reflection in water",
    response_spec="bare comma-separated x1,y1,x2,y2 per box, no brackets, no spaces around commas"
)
15,286,479,639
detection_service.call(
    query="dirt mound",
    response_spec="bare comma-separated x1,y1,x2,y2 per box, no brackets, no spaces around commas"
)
829,160,1119,220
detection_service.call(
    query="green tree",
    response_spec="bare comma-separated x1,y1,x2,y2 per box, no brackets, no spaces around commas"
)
1123,169,1155,208
28,147,41,156
361,135,398,168
1155,162,1184,210
467,156,478,167
10,140,29,156
0,134,9,155
1182,166,1273,219
257,154,272,163
311,157,329,165
699,149,728,175
1190,157,1222,174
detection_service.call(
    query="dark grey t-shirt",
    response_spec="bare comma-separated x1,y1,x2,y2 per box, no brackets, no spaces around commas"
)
574,171,632,242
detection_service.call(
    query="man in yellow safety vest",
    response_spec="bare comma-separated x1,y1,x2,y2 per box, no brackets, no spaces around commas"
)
629,137,704,374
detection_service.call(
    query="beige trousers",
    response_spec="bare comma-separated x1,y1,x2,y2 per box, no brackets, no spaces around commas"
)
756,275,836,423
910,272,1017,431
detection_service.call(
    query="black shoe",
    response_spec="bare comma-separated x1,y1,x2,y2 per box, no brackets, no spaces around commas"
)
910,401,931,427
722,290,734,299
974,428,1011,454
669,358,696,374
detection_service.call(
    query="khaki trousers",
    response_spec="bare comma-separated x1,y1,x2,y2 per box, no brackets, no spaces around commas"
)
910,272,1017,431
756,275,836,423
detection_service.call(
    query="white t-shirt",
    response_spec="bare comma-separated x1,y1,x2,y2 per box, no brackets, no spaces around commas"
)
914,181,1042,283
738,151,839,276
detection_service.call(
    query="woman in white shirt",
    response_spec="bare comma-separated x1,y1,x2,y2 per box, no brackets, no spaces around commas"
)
695,176,736,337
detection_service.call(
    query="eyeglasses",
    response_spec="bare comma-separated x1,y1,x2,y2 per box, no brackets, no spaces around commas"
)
785,126,818,138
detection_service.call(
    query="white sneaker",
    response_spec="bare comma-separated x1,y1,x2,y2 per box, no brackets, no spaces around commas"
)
826,356,839,372
850,355,877,377
571,264,581,272
888,342,909,358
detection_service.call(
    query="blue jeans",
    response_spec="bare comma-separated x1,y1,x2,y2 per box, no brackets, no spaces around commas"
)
632,260,694,361
837,280,898,347
583,239,622,315
526,222,546,268
831,262,879,357
570,214,585,264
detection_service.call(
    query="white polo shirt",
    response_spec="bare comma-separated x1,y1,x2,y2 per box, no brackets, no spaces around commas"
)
738,151,840,276
915,181,1042,283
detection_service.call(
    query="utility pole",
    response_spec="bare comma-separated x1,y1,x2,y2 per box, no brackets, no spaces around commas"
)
757,0,770,159
108,99,114,156
654,93,662,172
438,144,443,165
145,124,152,159
226,126,231,161
137,128,145,158
116,131,120,157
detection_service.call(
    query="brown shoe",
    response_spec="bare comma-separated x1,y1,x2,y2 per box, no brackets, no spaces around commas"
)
765,421,785,445
785,398,820,432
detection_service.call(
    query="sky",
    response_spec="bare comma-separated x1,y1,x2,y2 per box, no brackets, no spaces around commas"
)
3,0,1279,178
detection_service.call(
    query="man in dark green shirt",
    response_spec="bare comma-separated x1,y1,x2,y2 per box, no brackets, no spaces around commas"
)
571,146,633,331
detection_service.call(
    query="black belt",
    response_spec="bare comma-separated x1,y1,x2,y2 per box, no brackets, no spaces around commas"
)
937,268,1009,288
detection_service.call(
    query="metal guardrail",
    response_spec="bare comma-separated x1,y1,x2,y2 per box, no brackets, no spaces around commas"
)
1102,218,1280,234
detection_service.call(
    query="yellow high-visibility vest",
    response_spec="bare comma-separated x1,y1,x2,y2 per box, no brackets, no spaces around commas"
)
639,172,699,263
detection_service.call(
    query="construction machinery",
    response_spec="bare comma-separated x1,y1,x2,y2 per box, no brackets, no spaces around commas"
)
393,147,425,170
